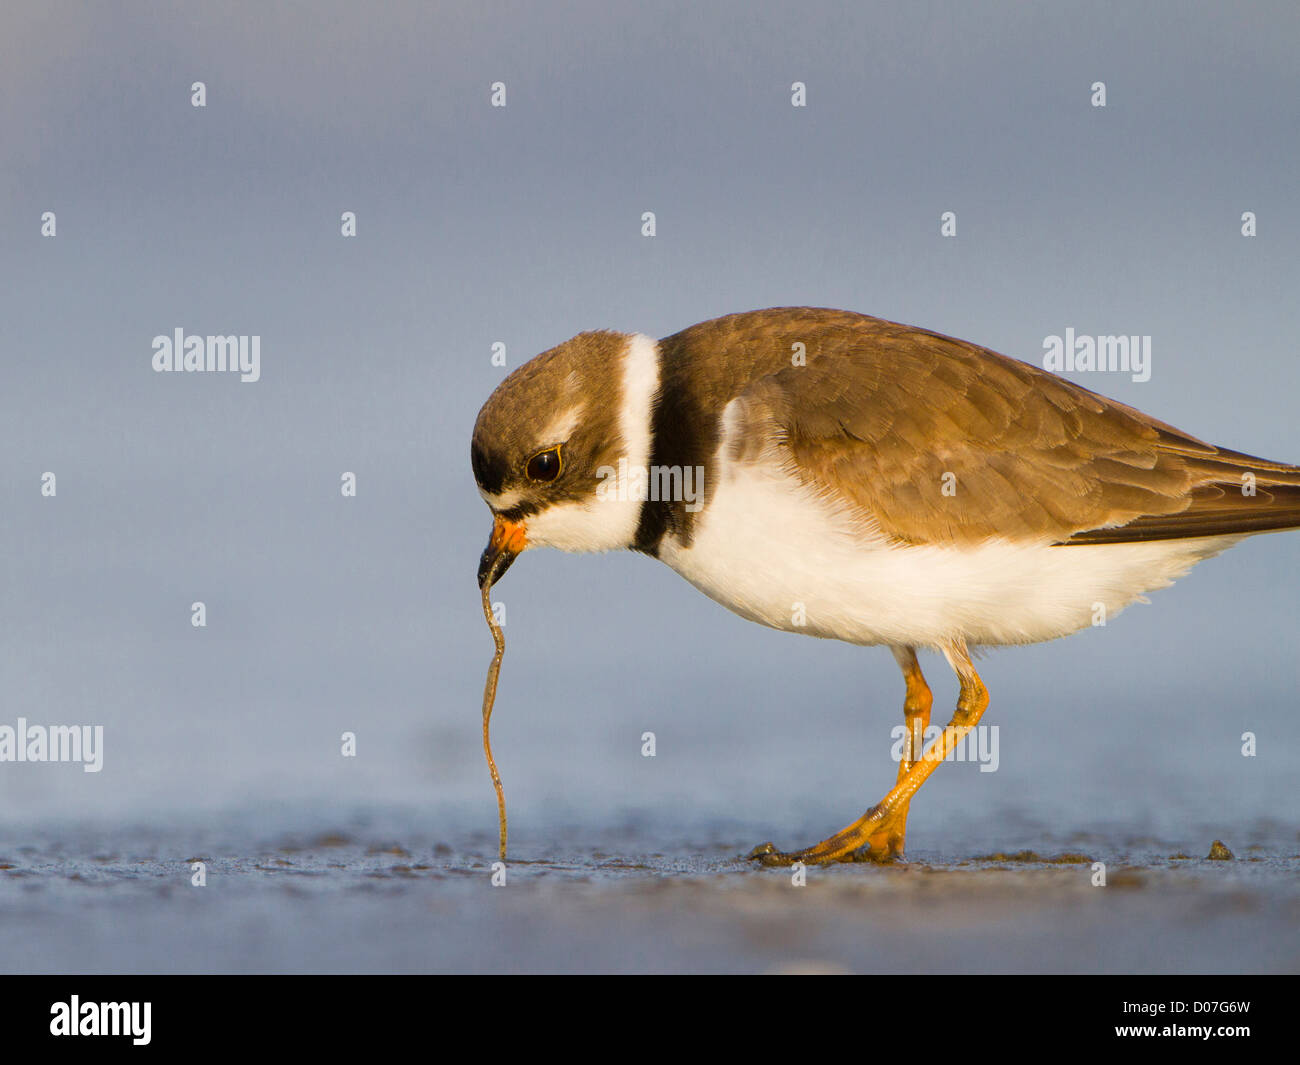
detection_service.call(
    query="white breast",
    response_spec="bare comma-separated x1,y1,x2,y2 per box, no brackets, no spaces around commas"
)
656,451,1239,650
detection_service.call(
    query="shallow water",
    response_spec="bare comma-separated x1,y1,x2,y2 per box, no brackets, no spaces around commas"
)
2,804,1296,974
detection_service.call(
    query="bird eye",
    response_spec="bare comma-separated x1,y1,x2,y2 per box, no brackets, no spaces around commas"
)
525,446,562,483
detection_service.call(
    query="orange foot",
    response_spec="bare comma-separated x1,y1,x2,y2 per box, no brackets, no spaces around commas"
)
747,800,910,866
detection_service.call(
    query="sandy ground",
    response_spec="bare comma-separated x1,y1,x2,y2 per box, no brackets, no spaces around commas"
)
2,806,1297,974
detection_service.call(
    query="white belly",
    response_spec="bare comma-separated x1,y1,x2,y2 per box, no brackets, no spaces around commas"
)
657,460,1239,649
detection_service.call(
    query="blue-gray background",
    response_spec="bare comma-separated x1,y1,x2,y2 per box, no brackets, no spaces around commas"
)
2,1,1297,875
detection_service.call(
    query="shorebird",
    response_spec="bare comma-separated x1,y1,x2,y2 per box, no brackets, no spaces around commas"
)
471,307,1300,864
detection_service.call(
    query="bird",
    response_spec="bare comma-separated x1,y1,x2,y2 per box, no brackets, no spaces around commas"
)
470,307,1300,865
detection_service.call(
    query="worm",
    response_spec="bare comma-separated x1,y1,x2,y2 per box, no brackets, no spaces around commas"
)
480,580,507,860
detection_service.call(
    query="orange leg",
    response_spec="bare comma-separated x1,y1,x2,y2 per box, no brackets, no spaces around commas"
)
848,646,934,860
751,640,987,866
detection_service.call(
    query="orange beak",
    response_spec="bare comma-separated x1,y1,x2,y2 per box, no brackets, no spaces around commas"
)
477,514,528,589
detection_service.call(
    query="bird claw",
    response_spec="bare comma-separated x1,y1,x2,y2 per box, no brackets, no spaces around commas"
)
746,842,796,866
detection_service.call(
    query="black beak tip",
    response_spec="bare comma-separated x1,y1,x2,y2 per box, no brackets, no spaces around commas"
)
478,542,518,590
477,546,494,589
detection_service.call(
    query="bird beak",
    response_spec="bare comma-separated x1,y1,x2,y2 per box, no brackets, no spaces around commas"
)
478,513,528,589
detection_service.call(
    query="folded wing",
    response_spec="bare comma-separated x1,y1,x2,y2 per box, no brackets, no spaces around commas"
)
725,318,1300,546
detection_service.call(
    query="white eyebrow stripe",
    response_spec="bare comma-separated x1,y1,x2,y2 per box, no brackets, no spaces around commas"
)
537,405,584,449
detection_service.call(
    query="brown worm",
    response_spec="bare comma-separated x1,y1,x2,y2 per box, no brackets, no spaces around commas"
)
480,580,507,860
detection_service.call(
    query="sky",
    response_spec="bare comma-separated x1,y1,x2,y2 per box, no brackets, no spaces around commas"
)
0,1,1297,851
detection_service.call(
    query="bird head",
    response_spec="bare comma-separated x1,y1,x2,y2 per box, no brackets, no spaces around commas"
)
470,329,657,588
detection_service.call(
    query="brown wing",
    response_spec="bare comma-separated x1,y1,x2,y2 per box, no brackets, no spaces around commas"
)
717,312,1300,547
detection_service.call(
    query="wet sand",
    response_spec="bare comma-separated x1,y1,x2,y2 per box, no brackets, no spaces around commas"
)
2,807,1297,974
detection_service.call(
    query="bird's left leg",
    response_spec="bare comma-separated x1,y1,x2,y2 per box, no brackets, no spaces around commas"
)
751,639,987,866
847,646,933,860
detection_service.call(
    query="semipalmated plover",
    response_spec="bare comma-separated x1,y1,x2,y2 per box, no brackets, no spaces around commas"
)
471,307,1300,864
